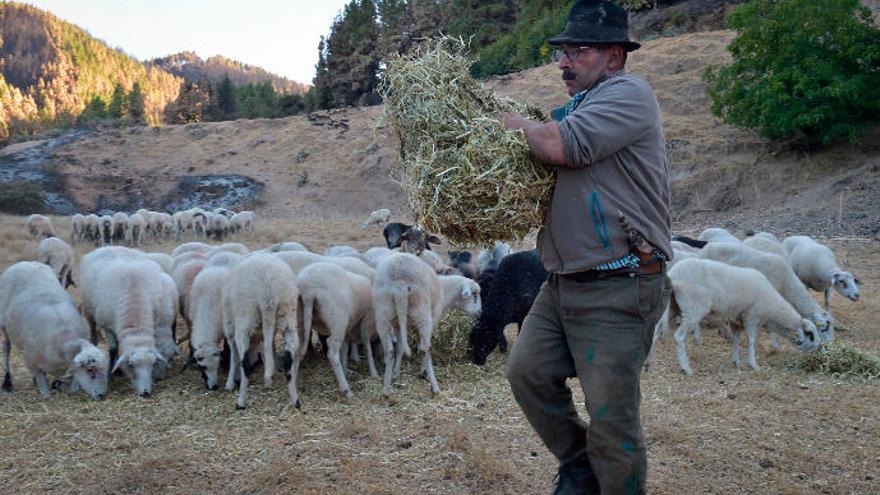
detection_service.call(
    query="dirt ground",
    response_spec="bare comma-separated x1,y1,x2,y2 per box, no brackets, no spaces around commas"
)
0,214,877,495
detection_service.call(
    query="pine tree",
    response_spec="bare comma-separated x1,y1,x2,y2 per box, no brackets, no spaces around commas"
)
214,74,237,120
107,82,128,119
127,82,145,123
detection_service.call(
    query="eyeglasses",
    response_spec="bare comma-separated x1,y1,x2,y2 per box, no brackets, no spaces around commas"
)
552,46,598,62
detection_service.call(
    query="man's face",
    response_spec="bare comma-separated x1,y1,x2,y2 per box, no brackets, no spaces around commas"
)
558,44,611,96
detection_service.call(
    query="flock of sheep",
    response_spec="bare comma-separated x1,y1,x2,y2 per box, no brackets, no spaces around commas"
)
3,212,488,410
2,211,865,408
26,208,257,248
647,228,862,374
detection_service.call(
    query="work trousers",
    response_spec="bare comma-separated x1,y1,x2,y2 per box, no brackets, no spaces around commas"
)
507,272,671,495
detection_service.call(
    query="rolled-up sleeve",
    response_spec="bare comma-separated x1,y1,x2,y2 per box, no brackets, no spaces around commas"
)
557,77,656,168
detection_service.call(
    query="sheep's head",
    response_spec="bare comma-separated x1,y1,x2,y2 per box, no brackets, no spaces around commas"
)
113,347,161,397
64,345,109,401
192,344,223,391
399,228,441,255
792,319,821,352
831,272,860,302
457,279,482,316
810,311,834,343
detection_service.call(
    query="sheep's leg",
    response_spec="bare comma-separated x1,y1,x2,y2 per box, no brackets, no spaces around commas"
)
224,338,240,392
32,370,51,397
105,330,119,376
348,341,360,363
327,334,353,400
731,330,741,369
282,323,303,408
341,340,350,376
745,318,760,371
260,308,276,387
2,336,12,392
361,321,379,379
235,334,250,410
417,318,440,395
674,320,695,376
824,288,833,316
374,304,395,395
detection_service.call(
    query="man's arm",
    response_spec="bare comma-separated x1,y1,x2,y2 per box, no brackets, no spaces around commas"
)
501,113,566,166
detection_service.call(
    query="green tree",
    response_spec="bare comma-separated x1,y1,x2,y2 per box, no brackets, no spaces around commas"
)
127,82,145,123
214,74,237,120
107,82,127,119
78,95,107,123
704,0,880,146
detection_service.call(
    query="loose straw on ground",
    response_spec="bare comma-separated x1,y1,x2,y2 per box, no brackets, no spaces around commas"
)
378,38,554,246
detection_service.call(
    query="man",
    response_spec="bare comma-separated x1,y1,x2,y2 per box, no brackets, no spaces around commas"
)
501,1,672,494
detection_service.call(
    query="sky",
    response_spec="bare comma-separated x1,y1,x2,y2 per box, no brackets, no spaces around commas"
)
24,0,351,84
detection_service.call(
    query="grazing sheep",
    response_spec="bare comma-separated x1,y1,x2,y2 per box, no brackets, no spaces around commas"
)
84,214,101,245
78,254,168,397
172,210,194,240
372,253,481,395
216,243,249,255
71,213,85,245
383,223,441,253
222,254,300,409
150,212,174,241
111,212,129,244
171,258,207,339
171,251,208,274
323,245,361,258
0,262,109,400
470,250,547,365
298,263,377,399
187,266,233,390
699,241,833,341
782,236,860,315
447,250,479,280
274,251,375,281
742,235,786,258
362,208,391,228
37,236,76,289
363,246,393,268
205,251,244,268
206,214,228,241
99,215,113,246
154,273,181,375
267,241,307,253
142,253,174,275
698,227,740,243
26,214,55,240
657,258,820,375
172,241,214,258
213,208,233,219
127,213,147,247
476,241,512,273
229,211,256,238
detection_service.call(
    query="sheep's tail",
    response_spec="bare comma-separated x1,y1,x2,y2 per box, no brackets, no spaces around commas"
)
301,292,315,339
671,235,707,249
392,286,411,358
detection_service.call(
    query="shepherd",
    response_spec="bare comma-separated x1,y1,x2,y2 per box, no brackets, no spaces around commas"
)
500,1,672,494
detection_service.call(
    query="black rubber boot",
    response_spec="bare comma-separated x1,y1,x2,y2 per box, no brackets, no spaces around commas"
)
552,456,600,495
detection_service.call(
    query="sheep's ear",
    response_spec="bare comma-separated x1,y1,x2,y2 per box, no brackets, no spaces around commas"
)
427,234,442,245
854,277,861,285
460,285,472,298
831,273,841,285
110,355,127,374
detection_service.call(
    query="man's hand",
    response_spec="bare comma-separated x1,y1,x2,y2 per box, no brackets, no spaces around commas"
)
497,112,566,166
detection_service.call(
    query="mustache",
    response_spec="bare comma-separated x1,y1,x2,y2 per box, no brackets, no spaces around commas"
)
562,70,577,81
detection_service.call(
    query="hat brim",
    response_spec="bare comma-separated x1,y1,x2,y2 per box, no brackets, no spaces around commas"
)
547,36,641,52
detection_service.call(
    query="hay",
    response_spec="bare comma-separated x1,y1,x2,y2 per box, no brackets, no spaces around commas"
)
795,342,880,380
431,309,477,366
378,38,554,246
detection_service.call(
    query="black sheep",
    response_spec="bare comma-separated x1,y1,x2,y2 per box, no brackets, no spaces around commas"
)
470,250,548,365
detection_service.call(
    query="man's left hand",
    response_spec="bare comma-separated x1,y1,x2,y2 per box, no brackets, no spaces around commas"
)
500,112,526,131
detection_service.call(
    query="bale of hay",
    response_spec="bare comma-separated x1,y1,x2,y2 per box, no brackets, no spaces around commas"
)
431,309,477,365
378,38,554,246
796,343,880,380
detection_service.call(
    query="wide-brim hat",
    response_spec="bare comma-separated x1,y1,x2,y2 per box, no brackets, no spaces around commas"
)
548,0,641,52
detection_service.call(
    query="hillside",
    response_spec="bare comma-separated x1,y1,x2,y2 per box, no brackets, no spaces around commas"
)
1,30,878,238
148,52,309,95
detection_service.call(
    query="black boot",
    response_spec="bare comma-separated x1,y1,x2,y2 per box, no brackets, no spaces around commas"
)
552,456,600,495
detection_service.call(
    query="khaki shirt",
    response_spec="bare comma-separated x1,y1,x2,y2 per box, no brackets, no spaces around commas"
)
537,73,672,274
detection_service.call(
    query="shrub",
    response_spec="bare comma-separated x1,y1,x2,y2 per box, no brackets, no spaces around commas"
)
704,0,880,146
0,181,46,214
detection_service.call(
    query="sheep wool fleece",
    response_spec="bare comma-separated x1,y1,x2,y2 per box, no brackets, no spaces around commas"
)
507,272,670,495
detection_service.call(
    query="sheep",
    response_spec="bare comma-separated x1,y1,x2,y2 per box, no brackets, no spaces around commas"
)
216,242,249,255
698,227,740,243
372,253,481,395
362,208,391,228
746,231,781,243
150,212,174,241
208,214,229,241
154,273,181,375
71,213,85,245
447,250,479,280
222,254,300,409
111,212,129,244
213,207,233,219
26,214,55,240
229,211,256,238
382,223,441,253
171,251,208,273
297,263,377,400
476,241,512,273
37,236,76,289
470,250,547,365
205,251,244,268
742,235,786,258
699,241,833,341
172,210,194,240
127,213,147,247
323,245,361,258
363,246,393,268
142,252,174,275
171,257,207,340
78,254,168,397
99,215,113,246
656,258,820,375
782,236,860,316
84,214,101,245
274,251,375,281
0,262,109,400
186,266,232,390
267,241,308,253
172,241,214,257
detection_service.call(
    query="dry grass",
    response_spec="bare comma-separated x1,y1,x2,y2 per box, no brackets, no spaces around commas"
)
378,38,554,246
794,342,880,380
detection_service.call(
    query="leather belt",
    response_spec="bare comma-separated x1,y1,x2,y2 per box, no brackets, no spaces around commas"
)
561,260,665,283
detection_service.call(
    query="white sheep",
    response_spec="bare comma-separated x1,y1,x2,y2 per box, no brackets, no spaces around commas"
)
150,212,174,241
99,215,113,246
362,208,391,228
298,262,377,400
71,213,85,245
111,212,129,244
84,214,101,245
127,213,147,247
171,257,207,337
216,242,249,255
142,252,174,275
660,258,820,375
782,236,860,316
742,235,786,258
229,211,256,238
363,246,393,268
267,241,308,253
26,214,55,240
699,241,832,341
222,254,300,409
172,241,215,258
172,210,194,240
208,214,229,241
323,245,362,259
154,272,181,377
274,251,374,281
79,251,168,397
37,236,76,289
0,262,109,400
187,265,232,390
476,241,512,273
205,251,244,268
698,227,740,243
372,253,481,395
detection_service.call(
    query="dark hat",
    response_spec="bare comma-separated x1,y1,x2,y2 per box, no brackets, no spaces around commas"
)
548,0,640,52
